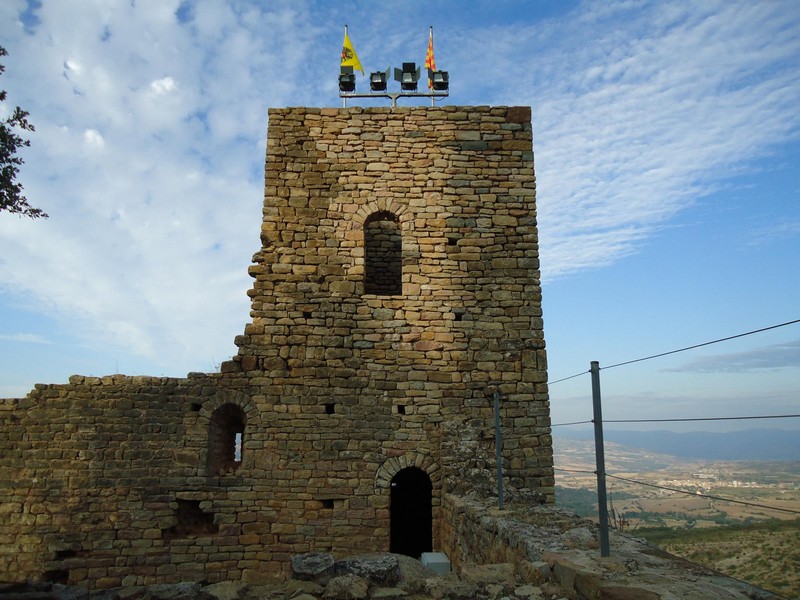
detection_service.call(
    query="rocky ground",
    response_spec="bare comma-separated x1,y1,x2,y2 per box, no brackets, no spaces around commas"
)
0,505,785,600
0,553,564,600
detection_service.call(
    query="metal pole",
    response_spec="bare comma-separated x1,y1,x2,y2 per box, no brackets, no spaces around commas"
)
591,360,610,556
493,388,505,510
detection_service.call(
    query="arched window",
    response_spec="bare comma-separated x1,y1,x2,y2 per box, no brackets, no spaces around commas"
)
207,403,245,475
364,211,402,295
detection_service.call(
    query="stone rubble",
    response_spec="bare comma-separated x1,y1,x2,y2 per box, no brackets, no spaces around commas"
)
1,527,782,600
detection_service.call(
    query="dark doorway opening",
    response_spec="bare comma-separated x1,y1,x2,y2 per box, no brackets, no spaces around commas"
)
390,467,432,558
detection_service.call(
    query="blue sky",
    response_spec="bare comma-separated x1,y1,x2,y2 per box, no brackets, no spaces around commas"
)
1,0,798,433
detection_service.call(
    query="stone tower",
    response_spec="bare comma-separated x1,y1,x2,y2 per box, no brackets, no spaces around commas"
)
0,105,552,587
231,105,553,553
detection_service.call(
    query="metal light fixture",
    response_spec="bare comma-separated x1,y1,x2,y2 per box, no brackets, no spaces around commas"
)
339,66,356,92
370,69,390,92
394,62,420,91
431,70,449,92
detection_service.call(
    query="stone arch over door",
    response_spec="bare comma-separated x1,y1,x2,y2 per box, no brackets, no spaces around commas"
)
376,452,440,556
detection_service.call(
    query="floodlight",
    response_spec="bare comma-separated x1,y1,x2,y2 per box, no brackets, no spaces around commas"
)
339,66,356,93
393,62,420,91
431,70,449,92
370,69,390,92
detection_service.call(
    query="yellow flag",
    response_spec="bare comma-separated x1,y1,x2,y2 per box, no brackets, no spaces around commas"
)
341,28,364,75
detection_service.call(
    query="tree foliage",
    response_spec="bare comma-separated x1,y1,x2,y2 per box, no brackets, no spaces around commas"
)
1,46,47,218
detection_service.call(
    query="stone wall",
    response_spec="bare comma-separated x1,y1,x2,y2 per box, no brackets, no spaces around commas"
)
0,106,552,588
439,495,780,599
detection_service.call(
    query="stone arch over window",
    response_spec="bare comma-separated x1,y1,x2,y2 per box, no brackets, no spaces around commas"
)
207,403,246,475
364,210,402,295
196,389,256,476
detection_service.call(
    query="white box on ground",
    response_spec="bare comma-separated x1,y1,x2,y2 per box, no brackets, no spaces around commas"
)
420,551,451,575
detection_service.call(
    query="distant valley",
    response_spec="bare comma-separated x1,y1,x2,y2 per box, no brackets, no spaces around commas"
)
556,427,800,461
552,430,800,598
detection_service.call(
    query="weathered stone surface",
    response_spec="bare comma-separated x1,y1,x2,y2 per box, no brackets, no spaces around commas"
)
456,562,515,585
517,560,550,584
292,553,336,584
368,588,407,600
322,575,369,600
597,585,662,599
334,555,400,586
423,576,479,600
202,581,250,600
394,554,437,594
562,527,598,549
513,583,545,599
285,580,325,598
136,583,217,600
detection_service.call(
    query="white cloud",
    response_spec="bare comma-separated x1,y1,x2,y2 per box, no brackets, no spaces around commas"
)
0,333,52,345
0,0,798,384
83,128,105,147
529,0,800,280
668,340,800,373
150,76,177,95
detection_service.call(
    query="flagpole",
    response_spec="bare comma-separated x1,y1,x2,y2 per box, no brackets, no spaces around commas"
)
343,25,348,108
429,25,434,106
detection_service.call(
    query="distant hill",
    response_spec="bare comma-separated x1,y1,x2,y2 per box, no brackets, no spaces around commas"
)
554,428,800,461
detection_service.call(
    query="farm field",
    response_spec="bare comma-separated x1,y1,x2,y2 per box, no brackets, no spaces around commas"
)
554,436,800,598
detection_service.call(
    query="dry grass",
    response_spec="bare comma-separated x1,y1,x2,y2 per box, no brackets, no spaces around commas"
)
639,520,800,599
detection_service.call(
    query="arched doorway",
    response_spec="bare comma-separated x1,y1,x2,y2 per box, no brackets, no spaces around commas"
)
390,467,432,558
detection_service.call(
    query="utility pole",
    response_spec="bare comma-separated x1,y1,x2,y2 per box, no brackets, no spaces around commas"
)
492,387,505,510
591,360,610,556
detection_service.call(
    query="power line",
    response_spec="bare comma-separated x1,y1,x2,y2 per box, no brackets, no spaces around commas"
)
604,413,800,424
554,467,597,475
549,370,589,386
605,473,800,516
603,318,800,371
553,413,798,427
548,318,799,387
551,419,593,427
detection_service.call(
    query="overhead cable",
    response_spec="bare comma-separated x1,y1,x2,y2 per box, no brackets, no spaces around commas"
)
602,318,800,371
604,414,800,424
551,419,593,427
605,473,800,516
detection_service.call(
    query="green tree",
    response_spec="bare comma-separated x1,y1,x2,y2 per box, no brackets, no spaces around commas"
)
1,46,47,218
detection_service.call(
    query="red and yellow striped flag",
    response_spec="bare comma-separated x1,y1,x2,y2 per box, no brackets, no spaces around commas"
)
424,27,436,89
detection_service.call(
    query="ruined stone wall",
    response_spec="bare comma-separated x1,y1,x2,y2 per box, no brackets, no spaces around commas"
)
0,374,261,586
0,106,552,589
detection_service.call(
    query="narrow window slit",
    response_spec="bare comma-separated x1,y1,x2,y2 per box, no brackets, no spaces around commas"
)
364,211,402,295
207,403,246,475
